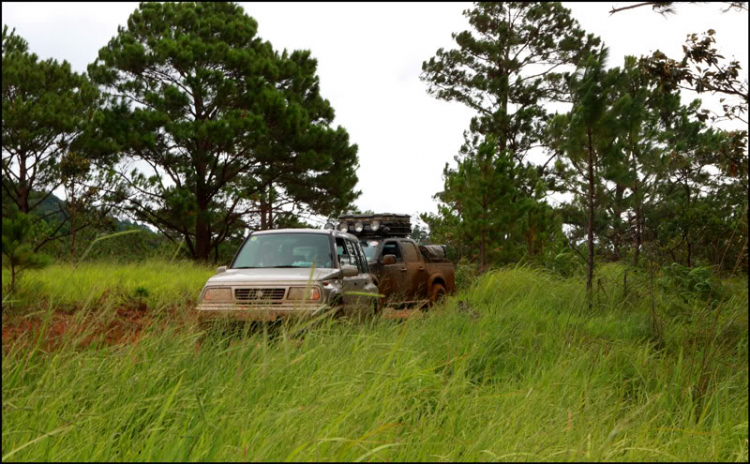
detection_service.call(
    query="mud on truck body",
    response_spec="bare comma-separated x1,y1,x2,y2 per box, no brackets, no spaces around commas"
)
331,213,455,308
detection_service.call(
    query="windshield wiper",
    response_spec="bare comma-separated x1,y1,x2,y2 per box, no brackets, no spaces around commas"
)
233,266,260,269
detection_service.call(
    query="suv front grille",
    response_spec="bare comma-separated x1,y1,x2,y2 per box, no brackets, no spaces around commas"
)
235,288,286,301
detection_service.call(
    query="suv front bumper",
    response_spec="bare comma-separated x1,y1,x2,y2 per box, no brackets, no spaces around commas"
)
196,302,335,322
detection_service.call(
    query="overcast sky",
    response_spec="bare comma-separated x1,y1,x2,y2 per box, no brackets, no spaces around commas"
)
3,2,748,225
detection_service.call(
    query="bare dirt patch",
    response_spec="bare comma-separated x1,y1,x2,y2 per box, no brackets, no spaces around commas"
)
1,306,164,352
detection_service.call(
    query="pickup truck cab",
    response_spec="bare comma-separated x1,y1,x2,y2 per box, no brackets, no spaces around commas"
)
196,229,380,321
360,237,455,307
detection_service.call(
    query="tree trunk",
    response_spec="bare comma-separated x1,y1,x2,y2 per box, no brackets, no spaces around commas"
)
480,193,486,270
586,131,595,308
684,175,692,268
260,201,268,230
195,182,211,262
70,182,76,258
611,184,625,262
527,225,535,256
268,191,274,230
735,235,748,273
633,177,642,267
259,185,274,230
195,212,212,262
193,147,212,261
734,204,749,273
19,155,29,213
11,264,17,292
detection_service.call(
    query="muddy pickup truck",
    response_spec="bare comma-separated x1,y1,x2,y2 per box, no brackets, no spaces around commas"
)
334,214,455,307
196,229,380,321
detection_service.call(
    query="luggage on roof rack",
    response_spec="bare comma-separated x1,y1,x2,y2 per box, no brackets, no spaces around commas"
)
419,244,448,262
335,213,412,237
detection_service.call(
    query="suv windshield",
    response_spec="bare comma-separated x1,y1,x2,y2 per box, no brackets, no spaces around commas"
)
232,233,334,269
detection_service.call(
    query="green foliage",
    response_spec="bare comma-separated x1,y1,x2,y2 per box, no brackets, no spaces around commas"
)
423,3,747,278
550,49,621,297
659,263,716,300
549,48,747,280
1,211,51,291
421,2,600,269
2,25,106,216
1,264,747,461
88,2,359,261
408,221,430,244
2,25,119,264
453,258,481,291
545,251,584,278
644,98,746,270
425,135,563,269
641,29,748,124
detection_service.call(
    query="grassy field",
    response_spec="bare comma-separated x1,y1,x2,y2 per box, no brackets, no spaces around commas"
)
2,262,748,461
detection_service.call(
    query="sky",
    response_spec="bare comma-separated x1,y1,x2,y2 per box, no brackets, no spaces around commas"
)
2,2,748,225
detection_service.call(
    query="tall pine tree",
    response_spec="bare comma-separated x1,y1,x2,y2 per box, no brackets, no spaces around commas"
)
421,2,600,268
89,2,359,261
551,50,619,305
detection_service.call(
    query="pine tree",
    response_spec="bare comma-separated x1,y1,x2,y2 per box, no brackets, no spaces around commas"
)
2,210,52,292
2,25,102,217
88,2,359,261
421,2,600,268
552,50,620,305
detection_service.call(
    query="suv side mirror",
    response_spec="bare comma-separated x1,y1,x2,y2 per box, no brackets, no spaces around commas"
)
342,264,359,277
216,266,227,274
381,254,397,265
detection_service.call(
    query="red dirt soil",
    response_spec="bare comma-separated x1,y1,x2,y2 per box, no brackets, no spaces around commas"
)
3,306,419,352
1,306,163,351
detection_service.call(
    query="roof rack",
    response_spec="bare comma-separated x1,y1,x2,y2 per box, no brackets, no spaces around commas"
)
334,213,412,237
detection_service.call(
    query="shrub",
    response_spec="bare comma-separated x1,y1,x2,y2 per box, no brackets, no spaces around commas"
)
1,212,52,292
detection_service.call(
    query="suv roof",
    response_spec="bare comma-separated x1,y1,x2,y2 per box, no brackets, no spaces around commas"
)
251,228,359,241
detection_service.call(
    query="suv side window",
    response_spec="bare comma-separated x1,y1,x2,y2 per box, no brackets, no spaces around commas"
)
354,241,370,273
336,237,355,267
345,239,365,273
381,241,403,262
402,241,420,263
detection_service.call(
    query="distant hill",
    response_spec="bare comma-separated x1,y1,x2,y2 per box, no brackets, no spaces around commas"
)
35,192,151,232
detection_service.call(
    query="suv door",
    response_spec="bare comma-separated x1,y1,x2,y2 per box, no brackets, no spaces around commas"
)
341,238,370,314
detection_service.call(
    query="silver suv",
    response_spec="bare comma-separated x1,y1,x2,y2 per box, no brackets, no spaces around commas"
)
196,229,380,321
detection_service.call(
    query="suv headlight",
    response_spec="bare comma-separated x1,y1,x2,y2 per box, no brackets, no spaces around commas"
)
288,287,321,301
203,287,232,301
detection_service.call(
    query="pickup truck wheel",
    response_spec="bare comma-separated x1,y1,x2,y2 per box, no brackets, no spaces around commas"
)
427,283,446,310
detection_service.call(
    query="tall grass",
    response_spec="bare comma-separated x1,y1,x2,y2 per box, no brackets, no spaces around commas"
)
2,260,214,315
2,262,748,461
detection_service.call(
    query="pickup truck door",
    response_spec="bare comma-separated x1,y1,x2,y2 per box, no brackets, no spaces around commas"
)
400,240,429,300
379,240,408,303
